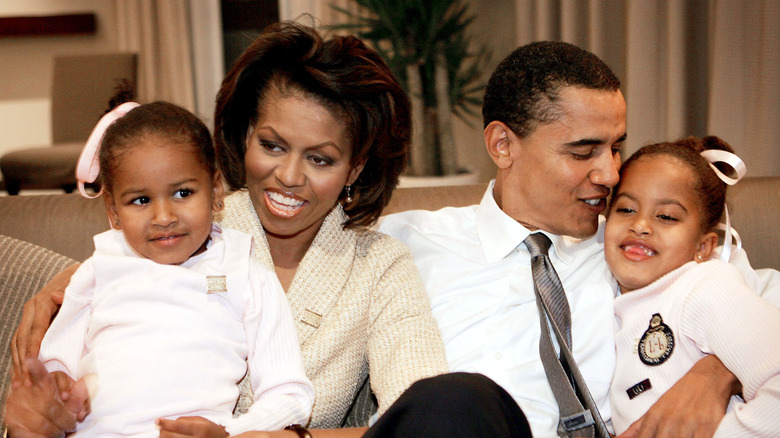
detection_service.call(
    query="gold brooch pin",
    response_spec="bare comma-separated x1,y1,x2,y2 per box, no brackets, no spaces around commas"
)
301,309,322,328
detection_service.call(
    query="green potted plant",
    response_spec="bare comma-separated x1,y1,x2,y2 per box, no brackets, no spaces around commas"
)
332,0,489,178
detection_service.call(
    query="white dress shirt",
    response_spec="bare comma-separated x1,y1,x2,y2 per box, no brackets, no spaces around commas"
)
39,226,314,436
380,181,617,438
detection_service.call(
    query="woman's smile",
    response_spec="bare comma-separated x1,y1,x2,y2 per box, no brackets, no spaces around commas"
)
265,189,307,218
243,86,360,241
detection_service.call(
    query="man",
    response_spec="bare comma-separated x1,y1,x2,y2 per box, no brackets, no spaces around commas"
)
380,41,769,437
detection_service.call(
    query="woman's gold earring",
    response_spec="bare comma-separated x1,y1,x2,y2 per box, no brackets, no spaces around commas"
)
344,185,353,204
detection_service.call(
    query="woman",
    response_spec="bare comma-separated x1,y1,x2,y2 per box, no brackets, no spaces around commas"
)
6,22,448,437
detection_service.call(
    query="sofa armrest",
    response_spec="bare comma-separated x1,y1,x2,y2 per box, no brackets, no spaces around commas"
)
0,235,78,426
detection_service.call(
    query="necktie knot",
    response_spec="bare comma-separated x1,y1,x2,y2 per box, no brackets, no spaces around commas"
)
524,233,552,258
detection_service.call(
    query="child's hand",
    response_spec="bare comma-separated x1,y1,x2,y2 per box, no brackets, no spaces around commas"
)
156,416,229,438
51,371,92,422
4,358,83,437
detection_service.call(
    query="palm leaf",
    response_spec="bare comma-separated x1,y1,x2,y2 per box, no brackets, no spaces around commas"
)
329,0,490,174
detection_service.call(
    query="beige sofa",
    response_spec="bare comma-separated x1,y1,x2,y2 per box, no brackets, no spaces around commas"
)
1,179,778,268
1,179,778,425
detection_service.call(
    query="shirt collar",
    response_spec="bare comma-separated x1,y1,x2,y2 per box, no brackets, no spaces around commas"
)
476,180,576,265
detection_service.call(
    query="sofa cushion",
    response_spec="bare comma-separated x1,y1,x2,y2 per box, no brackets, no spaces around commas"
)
383,184,487,216
0,193,108,262
0,235,77,426
727,176,780,270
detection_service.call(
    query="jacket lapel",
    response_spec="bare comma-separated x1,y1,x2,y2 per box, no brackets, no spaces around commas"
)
220,193,356,344
286,206,356,344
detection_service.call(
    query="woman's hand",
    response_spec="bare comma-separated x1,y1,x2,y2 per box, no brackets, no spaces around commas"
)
156,416,229,438
11,263,79,375
4,358,89,438
617,355,736,438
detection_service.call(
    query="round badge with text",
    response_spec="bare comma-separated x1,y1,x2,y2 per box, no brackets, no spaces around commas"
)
638,313,674,366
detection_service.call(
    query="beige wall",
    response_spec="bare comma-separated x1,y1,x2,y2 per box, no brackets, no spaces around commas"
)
452,0,517,183
2,1,777,184
0,0,513,185
0,1,118,158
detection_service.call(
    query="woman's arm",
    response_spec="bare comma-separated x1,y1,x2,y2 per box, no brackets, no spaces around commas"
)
6,261,95,436
366,240,449,415
11,263,79,376
4,358,89,437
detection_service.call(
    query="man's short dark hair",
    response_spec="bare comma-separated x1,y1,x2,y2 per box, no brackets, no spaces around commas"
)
482,41,620,138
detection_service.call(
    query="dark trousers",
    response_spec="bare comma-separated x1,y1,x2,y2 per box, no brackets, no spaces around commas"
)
364,372,533,437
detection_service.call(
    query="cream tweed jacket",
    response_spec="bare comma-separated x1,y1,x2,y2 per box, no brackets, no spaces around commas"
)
216,191,448,428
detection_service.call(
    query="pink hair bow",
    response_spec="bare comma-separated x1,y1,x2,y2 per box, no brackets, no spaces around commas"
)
700,149,747,262
76,102,140,198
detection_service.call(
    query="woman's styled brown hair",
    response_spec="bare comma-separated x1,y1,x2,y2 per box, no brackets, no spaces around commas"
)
214,21,411,228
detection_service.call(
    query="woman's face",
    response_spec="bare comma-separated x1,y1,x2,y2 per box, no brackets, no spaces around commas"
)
244,87,362,241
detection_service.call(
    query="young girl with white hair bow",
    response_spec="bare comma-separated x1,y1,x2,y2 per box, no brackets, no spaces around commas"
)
34,100,314,437
605,136,780,437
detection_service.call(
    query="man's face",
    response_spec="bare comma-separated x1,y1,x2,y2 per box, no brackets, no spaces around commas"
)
497,86,626,238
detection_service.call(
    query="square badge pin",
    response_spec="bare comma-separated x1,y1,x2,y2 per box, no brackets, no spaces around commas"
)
207,275,227,294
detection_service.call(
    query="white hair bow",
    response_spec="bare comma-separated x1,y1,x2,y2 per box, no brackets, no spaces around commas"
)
700,149,747,262
76,102,140,198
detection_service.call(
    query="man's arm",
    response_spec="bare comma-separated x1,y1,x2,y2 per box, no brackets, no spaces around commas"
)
618,355,738,438
11,263,79,376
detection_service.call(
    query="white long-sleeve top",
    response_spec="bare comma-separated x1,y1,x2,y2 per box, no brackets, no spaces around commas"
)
611,260,780,437
39,226,314,437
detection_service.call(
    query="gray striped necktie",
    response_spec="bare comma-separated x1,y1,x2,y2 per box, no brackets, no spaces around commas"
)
524,233,608,438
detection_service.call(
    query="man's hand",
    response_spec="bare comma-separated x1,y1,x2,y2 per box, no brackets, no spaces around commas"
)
618,355,737,438
4,358,87,438
157,416,229,438
11,263,78,376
